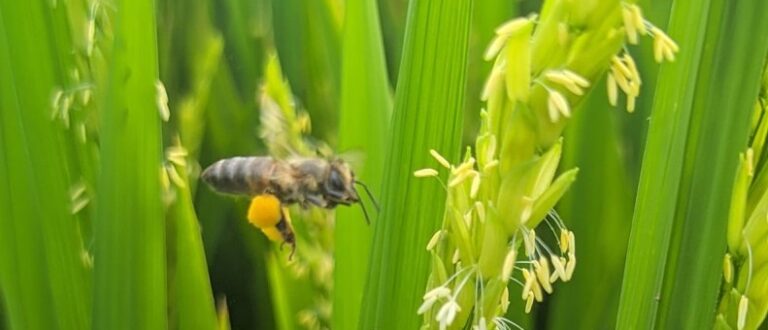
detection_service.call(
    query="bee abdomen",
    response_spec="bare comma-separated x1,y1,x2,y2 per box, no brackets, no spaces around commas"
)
201,157,273,196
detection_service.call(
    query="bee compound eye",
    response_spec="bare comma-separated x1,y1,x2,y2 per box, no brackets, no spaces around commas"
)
329,170,345,191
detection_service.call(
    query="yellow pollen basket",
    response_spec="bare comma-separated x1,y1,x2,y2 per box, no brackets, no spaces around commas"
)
260,226,282,242
248,194,282,229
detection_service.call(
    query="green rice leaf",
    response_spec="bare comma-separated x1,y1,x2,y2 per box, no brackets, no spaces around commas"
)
0,1,91,329
168,158,219,330
272,0,341,143
377,0,407,85
359,0,471,328
616,0,712,326
656,1,768,327
617,0,768,327
91,0,166,327
333,0,392,328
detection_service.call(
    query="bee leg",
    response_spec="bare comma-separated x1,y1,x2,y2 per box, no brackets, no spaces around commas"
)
279,240,296,260
324,189,346,201
276,207,297,260
305,194,327,208
288,242,296,260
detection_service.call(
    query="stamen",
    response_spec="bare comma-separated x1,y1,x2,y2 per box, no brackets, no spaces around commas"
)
524,229,537,257
548,95,561,122
155,80,170,122
427,230,443,251
568,231,576,256
563,70,590,88
549,90,571,119
622,4,638,44
470,174,482,199
535,256,553,293
551,256,567,280
166,164,186,188
738,295,748,330
549,267,560,283
565,253,576,281
545,70,586,95
521,268,534,299
524,291,534,313
414,168,439,177
723,253,733,284
449,170,473,188
501,248,518,280
627,93,637,113
453,158,477,175
531,275,543,302
475,201,486,223
631,5,646,35
430,149,452,169
560,229,570,253
424,286,452,300
500,287,510,313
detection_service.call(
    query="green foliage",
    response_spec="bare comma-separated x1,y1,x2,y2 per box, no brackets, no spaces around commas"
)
92,0,166,328
334,0,391,328
617,0,768,328
550,79,634,330
657,2,768,327
167,151,219,330
1,1,768,329
272,0,342,144
359,0,472,328
0,1,91,329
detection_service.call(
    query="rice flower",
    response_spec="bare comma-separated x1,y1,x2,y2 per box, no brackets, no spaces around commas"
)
415,1,676,328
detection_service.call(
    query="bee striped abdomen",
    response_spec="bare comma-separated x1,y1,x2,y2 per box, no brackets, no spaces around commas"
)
201,157,273,195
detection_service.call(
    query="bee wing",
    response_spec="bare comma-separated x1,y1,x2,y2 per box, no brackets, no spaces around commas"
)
335,149,366,172
259,92,304,158
258,87,324,159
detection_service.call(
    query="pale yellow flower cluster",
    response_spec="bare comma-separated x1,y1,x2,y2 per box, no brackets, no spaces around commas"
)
416,1,678,329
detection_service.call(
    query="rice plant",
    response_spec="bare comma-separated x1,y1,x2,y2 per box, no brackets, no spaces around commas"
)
1,0,768,329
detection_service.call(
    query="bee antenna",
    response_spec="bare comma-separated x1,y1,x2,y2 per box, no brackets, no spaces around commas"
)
359,199,371,225
354,180,380,212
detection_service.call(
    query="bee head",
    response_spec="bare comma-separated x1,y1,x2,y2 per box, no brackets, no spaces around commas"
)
324,159,380,224
324,160,360,204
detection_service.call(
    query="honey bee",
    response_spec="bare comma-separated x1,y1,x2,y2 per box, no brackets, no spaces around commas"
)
201,156,378,255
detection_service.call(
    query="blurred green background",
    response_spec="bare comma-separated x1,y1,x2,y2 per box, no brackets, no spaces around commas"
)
1,0,767,329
